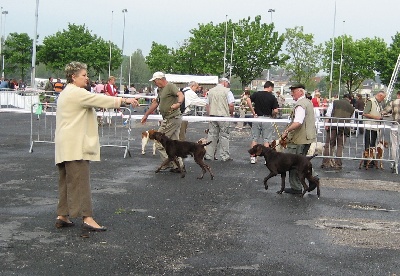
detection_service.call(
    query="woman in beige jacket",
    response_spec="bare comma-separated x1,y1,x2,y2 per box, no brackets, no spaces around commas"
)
55,61,138,232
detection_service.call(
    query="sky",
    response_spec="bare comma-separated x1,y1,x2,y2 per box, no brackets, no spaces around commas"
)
1,0,399,57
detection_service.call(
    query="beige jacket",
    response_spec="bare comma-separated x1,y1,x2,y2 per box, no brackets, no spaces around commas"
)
55,84,122,164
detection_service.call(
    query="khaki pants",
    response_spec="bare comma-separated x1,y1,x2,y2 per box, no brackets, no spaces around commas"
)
157,116,184,168
57,160,93,218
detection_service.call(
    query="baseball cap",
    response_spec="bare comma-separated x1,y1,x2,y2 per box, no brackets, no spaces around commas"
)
219,77,230,84
149,71,165,81
289,83,305,90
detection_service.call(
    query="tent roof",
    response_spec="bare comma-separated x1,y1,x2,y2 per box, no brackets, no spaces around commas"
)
165,74,218,85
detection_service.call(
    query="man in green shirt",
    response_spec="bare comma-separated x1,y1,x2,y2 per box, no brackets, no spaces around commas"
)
141,72,185,172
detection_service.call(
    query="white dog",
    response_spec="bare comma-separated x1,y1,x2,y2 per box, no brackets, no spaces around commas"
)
141,129,156,155
307,142,325,156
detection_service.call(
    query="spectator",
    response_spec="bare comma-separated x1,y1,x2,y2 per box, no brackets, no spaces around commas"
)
141,71,185,173
383,90,400,164
354,93,365,134
44,77,54,92
321,94,355,169
235,87,251,130
246,81,279,164
104,76,117,96
275,90,285,118
204,77,235,161
94,81,105,93
179,81,207,140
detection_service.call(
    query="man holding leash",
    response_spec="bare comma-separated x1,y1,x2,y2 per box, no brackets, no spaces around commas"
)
141,72,185,173
281,83,319,194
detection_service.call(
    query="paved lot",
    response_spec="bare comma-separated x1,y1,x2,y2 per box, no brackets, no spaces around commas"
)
0,111,399,275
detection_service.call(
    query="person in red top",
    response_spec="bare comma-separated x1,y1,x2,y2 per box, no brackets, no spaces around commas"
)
104,76,118,96
311,90,321,108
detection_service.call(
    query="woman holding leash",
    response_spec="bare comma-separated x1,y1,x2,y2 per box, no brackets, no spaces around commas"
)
54,61,138,232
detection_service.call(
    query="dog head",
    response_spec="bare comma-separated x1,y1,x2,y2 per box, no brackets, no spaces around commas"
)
142,129,157,139
149,131,165,142
248,144,267,157
197,138,208,145
377,140,388,148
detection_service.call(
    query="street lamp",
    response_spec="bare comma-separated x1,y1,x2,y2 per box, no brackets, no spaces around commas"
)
268,9,275,23
1,10,8,79
338,20,345,98
119,8,127,92
223,15,228,77
108,10,113,77
31,0,39,90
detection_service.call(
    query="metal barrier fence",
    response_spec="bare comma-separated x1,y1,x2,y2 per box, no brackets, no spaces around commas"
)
317,117,399,174
29,103,133,158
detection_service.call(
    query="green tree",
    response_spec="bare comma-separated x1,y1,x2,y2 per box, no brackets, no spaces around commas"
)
37,23,122,75
2,33,34,81
284,26,323,87
129,50,151,88
231,16,287,87
145,42,175,73
323,35,387,95
376,32,400,94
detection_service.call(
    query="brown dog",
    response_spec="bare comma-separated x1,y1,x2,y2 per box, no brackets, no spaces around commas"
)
149,131,214,179
248,144,320,197
359,140,389,170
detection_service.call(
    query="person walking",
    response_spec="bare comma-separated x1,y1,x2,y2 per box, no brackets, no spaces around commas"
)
204,77,235,162
281,83,319,194
141,72,185,172
321,94,355,169
245,81,279,164
55,61,138,232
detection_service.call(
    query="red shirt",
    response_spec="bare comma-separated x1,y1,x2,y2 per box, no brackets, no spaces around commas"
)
311,97,320,107
104,83,117,96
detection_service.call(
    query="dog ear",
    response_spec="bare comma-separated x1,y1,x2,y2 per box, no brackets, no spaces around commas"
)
255,144,263,155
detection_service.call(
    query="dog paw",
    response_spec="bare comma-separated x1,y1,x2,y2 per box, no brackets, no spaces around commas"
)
264,185,269,190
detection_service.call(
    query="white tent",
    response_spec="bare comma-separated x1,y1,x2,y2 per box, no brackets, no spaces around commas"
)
165,74,218,86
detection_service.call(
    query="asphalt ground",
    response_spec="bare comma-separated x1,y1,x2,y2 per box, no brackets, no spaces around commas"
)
0,109,399,275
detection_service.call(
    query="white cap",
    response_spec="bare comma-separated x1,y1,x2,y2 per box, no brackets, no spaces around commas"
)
149,71,165,81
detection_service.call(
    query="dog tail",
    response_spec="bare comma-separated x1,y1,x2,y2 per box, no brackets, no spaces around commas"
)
307,154,318,160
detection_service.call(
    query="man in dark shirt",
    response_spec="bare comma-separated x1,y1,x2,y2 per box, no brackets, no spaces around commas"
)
246,81,279,164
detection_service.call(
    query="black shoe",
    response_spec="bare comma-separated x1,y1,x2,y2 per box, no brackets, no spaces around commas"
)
82,222,107,232
55,219,74,229
284,188,302,194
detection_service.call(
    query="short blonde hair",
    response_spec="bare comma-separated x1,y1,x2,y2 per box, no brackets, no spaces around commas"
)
65,61,87,83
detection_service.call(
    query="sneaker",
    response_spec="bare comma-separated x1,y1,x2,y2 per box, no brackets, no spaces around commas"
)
284,188,302,194
250,156,256,164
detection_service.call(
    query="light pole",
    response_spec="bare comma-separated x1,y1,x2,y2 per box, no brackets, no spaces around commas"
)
1,9,8,79
329,0,337,100
268,9,275,23
338,20,345,98
31,0,39,89
108,10,113,78
119,8,127,92
223,15,228,77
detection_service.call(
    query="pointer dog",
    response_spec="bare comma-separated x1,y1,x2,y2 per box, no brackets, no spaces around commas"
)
248,144,320,197
149,131,214,179
141,129,157,155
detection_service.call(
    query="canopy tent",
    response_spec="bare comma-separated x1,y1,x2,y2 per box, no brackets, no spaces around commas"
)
165,74,218,89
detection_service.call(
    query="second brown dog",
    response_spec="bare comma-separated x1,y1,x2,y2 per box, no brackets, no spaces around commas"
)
149,131,214,179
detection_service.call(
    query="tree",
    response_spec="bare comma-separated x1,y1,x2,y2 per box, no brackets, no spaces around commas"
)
323,35,387,95
376,32,400,94
145,42,176,73
284,26,323,87
2,33,34,81
129,50,152,89
37,23,122,76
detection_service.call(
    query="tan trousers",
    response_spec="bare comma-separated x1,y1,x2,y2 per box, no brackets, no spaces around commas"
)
157,116,184,168
57,160,93,218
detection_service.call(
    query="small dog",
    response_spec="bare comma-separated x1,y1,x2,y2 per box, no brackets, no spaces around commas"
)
359,140,388,170
141,129,157,155
307,142,325,156
248,144,320,197
149,131,214,179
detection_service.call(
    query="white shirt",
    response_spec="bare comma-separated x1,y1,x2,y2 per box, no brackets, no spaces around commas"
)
182,86,206,114
293,95,306,124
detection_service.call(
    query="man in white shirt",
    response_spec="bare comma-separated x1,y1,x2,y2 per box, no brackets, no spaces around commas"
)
179,81,207,140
